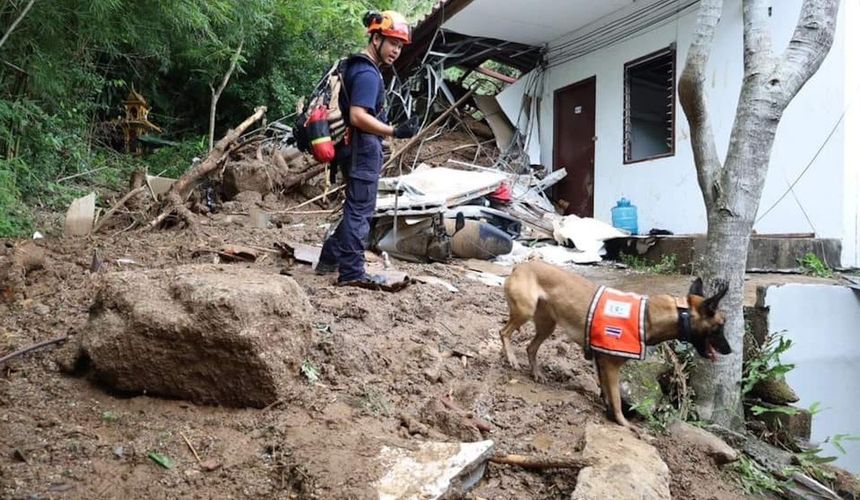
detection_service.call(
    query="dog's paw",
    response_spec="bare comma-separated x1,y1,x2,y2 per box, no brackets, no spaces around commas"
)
504,354,520,371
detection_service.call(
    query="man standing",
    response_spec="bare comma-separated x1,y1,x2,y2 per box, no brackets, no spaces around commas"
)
316,10,419,287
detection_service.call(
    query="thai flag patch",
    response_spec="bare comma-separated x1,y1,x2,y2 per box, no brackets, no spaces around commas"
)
604,325,623,338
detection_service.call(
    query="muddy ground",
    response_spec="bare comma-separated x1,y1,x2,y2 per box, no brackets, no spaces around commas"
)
0,198,754,499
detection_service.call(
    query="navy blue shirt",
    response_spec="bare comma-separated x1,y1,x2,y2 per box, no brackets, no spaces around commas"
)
339,55,387,182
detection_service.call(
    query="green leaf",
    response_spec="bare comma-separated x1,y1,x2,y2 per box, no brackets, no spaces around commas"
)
750,405,799,417
101,410,120,422
148,452,174,469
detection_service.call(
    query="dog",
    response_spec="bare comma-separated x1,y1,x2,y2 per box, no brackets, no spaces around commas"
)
499,260,731,428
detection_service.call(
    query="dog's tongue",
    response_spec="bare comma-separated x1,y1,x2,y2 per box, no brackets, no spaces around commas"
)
707,344,717,361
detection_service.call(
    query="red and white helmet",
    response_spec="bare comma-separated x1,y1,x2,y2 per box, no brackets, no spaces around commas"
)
366,10,412,44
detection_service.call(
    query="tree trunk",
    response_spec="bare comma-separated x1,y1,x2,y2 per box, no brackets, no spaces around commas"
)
209,40,244,151
680,0,840,428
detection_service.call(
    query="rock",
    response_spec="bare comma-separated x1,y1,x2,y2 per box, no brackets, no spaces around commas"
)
571,424,670,500
375,440,494,499
81,265,312,407
52,336,83,374
742,436,794,475
752,402,812,441
620,357,671,416
667,419,738,464
222,160,287,200
200,459,221,471
750,377,800,405
827,464,860,499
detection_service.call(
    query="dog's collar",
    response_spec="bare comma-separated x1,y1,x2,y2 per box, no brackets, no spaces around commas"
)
675,296,693,343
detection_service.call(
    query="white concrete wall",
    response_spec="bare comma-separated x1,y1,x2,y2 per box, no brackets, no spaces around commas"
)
531,0,853,265
765,284,860,473
844,0,860,268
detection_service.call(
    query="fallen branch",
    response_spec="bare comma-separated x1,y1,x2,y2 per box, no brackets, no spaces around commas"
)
150,106,266,230
0,335,69,366
180,432,202,464
489,453,592,470
93,185,147,233
275,185,345,213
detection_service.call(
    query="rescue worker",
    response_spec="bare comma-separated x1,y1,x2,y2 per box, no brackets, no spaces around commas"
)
315,10,419,287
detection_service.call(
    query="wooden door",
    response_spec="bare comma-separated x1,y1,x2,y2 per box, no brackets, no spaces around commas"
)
553,77,596,217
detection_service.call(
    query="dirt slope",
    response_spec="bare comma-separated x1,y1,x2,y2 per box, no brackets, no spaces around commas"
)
0,214,746,499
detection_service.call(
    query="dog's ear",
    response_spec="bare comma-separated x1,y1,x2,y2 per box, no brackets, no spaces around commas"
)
689,277,704,297
699,279,728,317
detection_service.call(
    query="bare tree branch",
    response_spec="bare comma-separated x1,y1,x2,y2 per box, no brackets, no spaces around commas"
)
742,0,776,74
770,0,840,104
209,39,245,151
0,0,36,50
678,0,724,207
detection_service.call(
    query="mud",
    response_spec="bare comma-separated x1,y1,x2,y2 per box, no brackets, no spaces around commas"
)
0,207,747,499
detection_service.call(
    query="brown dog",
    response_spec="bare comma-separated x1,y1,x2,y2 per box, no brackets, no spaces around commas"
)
499,260,731,428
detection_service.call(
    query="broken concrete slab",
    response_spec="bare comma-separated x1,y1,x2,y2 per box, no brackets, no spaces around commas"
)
63,192,96,237
81,265,312,407
145,174,176,201
571,424,671,500
375,440,494,500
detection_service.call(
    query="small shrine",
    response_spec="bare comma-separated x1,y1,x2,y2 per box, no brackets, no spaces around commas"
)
119,89,162,155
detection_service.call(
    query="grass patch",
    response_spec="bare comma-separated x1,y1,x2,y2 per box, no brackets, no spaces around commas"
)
620,253,678,274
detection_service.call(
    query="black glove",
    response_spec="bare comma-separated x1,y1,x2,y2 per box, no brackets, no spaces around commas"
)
393,115,420,139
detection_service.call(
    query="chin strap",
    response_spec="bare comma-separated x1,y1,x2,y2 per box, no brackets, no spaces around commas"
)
371,38,385,66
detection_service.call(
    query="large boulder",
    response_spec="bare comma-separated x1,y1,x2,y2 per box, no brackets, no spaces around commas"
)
571,424,671,500
81,265,312,407
667,419,738,465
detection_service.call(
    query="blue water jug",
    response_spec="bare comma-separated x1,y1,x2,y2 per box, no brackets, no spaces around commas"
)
611,197,638,235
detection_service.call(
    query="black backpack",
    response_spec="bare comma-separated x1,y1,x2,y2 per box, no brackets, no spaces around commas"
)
293,54,377,157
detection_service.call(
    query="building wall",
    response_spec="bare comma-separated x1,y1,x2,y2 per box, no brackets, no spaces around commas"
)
499,0,852,265
765,284,860,473
844,0,859,268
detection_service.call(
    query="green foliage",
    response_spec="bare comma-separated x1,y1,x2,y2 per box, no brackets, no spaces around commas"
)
0,164,33,237
620,253,678,274
798,252,833,278
749,404,799,417
145,137,208,179
101,410,120,422
727,455,784,495
1,0,433,234
300,359,320,384
742,331,794,396
359,386,393,416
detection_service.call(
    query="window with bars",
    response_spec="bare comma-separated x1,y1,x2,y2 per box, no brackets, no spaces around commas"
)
623,45,676,164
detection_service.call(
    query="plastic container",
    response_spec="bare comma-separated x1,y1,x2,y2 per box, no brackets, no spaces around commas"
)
611,197,638,235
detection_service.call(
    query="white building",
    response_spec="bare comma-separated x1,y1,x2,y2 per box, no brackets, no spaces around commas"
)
408,0,859,268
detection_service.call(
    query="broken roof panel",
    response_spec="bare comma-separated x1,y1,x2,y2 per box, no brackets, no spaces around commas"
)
375,167,507,217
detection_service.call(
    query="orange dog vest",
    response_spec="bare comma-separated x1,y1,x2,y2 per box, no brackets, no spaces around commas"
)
584,286,648,360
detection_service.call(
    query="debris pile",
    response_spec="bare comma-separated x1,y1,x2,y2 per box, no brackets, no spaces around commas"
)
59,65,630,285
